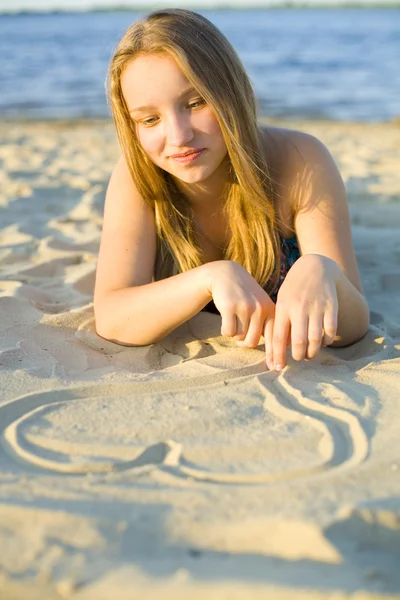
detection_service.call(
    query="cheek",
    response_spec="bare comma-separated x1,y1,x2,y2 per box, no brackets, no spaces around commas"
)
202,112,226,149
208,115,223,136
137,129,163,159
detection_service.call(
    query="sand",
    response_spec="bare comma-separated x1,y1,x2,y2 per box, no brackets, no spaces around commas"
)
0,117,399,599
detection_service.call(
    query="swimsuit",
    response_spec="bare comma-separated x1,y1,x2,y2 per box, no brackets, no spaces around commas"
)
202,235,301,314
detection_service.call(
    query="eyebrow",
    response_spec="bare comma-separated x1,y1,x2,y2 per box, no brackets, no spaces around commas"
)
128,86,198,114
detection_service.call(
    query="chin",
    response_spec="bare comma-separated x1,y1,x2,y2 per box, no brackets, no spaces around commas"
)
175,172,209,184
171,166,216,185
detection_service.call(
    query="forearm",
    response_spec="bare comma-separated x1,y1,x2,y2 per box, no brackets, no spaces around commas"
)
331,269,370,347
94,263,215,346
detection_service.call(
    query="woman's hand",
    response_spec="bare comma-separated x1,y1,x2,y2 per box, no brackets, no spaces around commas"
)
264,254,341,371
208,260,275,348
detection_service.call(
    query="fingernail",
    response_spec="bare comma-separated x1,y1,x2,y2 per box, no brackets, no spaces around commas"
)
274,364,283,372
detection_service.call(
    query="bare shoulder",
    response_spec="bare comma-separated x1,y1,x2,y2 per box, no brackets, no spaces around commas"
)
260,125,312,236
261,125,363,294
94,155,157,303
260,125,337,233
261,124,326,164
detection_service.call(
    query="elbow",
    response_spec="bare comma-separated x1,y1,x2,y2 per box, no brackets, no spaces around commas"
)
95,321,149,347
94,318,117,344
93,292,166,347
93,294,130,345
94,313,159,347
93,302,128,346
93,300,115,343
94,314,117,344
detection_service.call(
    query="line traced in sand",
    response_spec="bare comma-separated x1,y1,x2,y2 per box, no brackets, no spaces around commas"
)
0,371,369,484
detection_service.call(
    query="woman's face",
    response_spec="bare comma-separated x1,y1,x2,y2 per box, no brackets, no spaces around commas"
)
121,53,228,187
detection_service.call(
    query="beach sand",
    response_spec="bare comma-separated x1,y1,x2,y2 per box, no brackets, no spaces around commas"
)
0,118,399,599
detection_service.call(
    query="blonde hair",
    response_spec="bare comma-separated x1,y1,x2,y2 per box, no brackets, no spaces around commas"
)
107,8,282,293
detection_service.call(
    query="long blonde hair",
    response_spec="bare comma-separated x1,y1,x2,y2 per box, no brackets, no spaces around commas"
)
107,8,282,292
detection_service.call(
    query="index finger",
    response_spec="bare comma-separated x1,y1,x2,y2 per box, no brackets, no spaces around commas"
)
272,305,291,371
264,314,274,370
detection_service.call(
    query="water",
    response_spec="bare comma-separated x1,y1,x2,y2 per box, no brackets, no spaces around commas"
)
0,9,399,121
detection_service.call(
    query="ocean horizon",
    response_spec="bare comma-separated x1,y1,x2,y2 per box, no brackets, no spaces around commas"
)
1,2,400,12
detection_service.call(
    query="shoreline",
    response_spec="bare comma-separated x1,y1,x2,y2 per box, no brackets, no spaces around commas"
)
2,5,400,13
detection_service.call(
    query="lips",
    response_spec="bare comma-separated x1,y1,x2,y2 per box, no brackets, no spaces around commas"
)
170,149,204,158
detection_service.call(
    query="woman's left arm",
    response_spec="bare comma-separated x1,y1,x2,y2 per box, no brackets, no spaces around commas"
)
267,131,370,371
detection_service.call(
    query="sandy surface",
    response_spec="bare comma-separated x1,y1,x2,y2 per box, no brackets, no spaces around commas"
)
0,118,399,599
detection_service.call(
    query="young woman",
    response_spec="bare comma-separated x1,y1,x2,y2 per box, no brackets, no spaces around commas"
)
94,8,369,371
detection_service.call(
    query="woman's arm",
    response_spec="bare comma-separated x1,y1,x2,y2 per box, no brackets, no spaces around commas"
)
95,156,277,347
94,156,217,345
290,131,369,345
96,264,215,346
267,129,370,369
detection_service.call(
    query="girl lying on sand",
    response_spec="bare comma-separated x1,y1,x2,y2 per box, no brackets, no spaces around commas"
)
93,8,369,371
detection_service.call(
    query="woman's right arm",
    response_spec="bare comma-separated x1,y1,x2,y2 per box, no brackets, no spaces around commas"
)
94,157,274,347
93,157,217,346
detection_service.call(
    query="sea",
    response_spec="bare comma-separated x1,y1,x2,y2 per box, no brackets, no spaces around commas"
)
0,8,399,122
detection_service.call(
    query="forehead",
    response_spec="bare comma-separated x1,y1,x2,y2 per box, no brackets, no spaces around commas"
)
121,54,191,105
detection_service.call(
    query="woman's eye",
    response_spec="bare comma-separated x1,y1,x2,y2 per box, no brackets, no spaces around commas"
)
188,99,205,109
141,117,158,126
138,99,205,125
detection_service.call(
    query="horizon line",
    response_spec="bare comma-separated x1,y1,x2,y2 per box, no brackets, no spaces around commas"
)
1,2,400,12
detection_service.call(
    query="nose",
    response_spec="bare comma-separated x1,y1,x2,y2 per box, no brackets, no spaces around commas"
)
166,111,194,147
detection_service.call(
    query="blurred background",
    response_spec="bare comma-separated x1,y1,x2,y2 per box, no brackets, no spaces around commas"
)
0,1,399,122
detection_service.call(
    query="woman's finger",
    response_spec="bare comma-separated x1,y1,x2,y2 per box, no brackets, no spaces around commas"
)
322,302,338,346
236,312,264,348
290,313,309,362
306,313,324,359
232,312,249,341
263,313,274,370
220,311,237,338
272,304,291,369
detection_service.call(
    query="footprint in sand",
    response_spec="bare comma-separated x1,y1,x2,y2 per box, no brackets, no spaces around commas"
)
0,372,369,485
